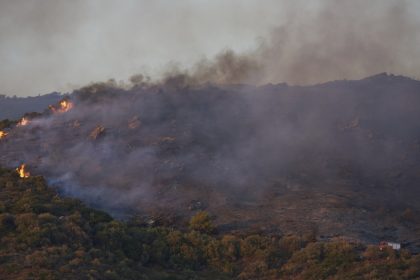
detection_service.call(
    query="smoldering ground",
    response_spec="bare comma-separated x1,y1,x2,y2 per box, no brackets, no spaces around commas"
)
1,73,420,220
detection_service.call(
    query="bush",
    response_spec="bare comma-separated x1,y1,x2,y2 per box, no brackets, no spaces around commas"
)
189,211,214,234
0,213,15,231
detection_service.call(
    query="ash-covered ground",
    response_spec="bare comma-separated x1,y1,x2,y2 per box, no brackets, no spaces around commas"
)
1,73,420,251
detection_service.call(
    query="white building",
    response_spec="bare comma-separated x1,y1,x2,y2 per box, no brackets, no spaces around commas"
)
380,241,401,250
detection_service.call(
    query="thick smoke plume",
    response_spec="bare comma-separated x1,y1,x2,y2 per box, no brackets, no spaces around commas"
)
1,0,420,96
257,0,420,84
1,74,420,218
142,0,420,87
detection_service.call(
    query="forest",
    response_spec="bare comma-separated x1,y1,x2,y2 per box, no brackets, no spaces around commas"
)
0,167,419,279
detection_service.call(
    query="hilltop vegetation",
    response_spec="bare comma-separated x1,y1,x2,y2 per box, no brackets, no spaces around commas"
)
0,167,419,279
0,93,63,120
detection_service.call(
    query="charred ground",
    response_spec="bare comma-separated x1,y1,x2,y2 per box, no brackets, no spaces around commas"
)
0,73,419,252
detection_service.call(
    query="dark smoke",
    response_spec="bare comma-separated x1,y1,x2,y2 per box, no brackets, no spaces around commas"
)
1,73,420,217
163,0,420,86
257,0,420,84
1,1,420,96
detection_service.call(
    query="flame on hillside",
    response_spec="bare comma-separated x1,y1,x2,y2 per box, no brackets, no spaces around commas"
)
59,100,73,112
0,131,7,139
16,164,30,178
17,117,29,127
49,99,74,113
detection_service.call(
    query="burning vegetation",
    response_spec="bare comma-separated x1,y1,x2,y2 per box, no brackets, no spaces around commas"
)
49,99,74,113
16,164,30,178
0,130,7,139
58,99,73,112
16,117,29,127
0,166,418,279
0,73,420,255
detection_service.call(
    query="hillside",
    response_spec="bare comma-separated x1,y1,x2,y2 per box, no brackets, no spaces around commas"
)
0,73,420,254
0,167,419,279
0,93,64,120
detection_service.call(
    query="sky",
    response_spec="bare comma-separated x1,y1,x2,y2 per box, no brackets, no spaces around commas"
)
0,0,419,96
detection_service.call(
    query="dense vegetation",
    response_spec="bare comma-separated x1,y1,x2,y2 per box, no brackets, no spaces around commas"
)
0,167,419,279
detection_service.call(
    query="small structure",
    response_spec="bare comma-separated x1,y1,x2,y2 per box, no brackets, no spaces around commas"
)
379,241,401,251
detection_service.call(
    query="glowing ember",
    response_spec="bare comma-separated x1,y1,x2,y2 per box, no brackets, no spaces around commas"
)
49,100,73,113
17,117,29,127
59,100,73,112
16,164,30,178
0,130,7,139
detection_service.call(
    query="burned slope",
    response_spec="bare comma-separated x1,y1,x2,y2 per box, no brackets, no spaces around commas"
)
0,73,420,248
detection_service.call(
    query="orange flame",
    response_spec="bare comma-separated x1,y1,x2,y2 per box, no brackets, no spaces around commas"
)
16,164,30,178
17,117,29,127
0,130,7,139
49,100,73,113
59,100,73,112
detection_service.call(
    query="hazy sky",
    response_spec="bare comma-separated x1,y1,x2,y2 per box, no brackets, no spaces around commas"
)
0,0,419,96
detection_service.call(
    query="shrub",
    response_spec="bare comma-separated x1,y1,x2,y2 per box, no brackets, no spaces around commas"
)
189,211,214,234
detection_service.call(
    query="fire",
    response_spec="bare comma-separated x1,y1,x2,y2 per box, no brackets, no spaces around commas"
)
59,100,73,112
49,100,73,113
17,117,29,127
0,130,7,139
16,164,30,178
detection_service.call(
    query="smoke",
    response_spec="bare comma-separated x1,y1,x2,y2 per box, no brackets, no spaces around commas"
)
121,0,420,87
1,73,420,218
1,0,420,96
1,1,420,241
170,0,420,86
256,0,420,84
